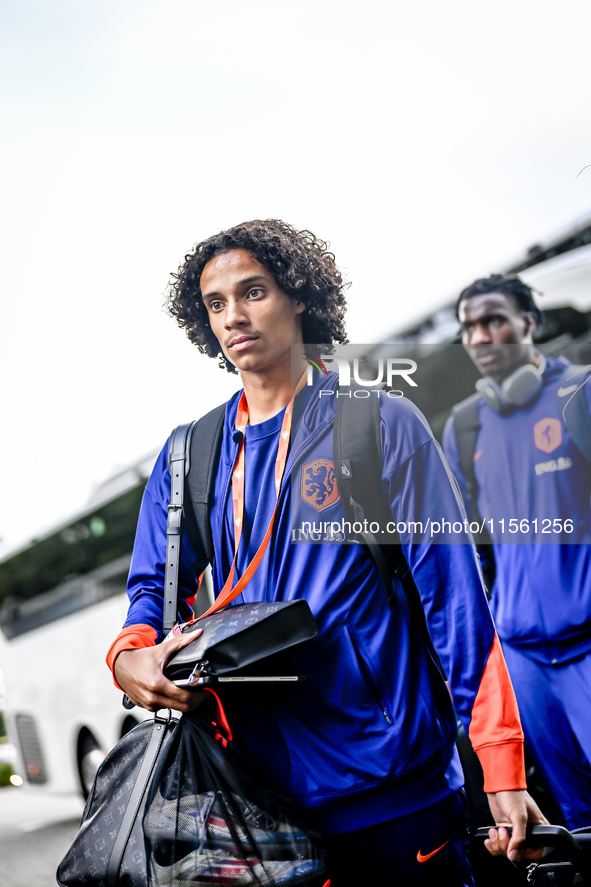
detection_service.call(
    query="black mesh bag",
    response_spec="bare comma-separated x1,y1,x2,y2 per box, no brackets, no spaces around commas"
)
143,694,328,887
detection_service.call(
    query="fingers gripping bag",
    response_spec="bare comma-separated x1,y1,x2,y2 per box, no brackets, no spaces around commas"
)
142,692,329,887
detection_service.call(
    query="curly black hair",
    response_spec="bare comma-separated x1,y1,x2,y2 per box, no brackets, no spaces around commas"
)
166,219,349,372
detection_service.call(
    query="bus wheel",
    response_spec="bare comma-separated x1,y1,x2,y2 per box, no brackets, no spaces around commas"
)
120,714,139,738
77,730,105,799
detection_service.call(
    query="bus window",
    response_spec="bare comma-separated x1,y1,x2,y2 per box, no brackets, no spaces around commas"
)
0,484,145,638
0,455,159,796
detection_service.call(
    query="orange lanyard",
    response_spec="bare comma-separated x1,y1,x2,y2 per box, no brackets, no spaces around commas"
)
197,391,294,620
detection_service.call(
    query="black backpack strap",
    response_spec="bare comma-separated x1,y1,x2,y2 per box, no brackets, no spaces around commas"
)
450,393,482,522
333,383,447,680
186,403,227,564
557,364,591,462
163,402,227,633
449,393,495,591
333,383,412,607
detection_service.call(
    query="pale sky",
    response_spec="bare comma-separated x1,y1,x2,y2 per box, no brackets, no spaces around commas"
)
2,0,591,550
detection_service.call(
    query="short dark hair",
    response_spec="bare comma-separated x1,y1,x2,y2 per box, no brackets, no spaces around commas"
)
456,274,543,326
166,219,349,372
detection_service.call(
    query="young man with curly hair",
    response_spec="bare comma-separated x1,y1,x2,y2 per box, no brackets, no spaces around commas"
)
107,221,544,884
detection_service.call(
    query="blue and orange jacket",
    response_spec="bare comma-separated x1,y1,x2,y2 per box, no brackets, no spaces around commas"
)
107,374,526,834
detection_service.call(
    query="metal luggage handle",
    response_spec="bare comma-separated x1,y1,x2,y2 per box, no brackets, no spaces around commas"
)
474,824,591,882
474,824,585,853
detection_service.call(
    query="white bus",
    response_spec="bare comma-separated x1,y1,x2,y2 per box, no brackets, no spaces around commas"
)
0,452,160,797
379,211,591,438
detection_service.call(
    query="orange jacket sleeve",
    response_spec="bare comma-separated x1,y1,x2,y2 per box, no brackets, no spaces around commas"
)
468,634,527,792
105,624,159,691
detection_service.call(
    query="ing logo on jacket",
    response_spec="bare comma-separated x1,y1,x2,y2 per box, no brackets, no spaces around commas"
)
300,458,340,511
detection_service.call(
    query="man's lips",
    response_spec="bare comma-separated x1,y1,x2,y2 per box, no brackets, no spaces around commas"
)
469,348,501,367
228,335,259,352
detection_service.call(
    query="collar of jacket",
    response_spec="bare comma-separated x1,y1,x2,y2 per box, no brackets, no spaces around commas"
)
220,371,340,489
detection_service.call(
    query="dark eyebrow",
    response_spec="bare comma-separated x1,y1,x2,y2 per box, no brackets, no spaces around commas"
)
461,312,505,328
239,275,268,286
202,275,269,301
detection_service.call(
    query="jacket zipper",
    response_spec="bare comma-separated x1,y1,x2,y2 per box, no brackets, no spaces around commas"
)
346,626,393,727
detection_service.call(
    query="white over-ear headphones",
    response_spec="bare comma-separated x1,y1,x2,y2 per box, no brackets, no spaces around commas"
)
476,352,546,413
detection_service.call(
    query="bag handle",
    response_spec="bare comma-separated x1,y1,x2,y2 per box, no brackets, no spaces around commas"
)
106,711,173,882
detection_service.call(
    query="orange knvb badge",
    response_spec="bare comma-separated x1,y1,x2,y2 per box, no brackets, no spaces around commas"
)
300,459,339,512
416,840,449,863
534,417,562,453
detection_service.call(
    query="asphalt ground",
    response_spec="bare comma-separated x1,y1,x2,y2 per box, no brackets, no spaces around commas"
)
0,786,84,887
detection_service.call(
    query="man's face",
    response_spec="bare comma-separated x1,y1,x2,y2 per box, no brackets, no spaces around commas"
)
458,292,535,383
200,249,305,377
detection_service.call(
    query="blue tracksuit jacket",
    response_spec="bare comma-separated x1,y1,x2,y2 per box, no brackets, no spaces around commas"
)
442,355,591,665
108,373,525,834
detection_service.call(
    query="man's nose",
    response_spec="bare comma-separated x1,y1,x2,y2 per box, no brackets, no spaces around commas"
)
468,323,491,345
224,298,248,327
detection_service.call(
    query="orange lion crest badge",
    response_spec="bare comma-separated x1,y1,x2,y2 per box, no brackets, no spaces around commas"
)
300,458,340,512
534,418,562,454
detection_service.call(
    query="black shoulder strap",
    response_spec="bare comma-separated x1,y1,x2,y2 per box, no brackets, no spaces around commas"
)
333,383,446,679
333,385,391,525
186,403,227,564
449,393,495,584
163,402,227,633
163,421,196,633
557,364,591,462
333,383,411,608
450,393,481,520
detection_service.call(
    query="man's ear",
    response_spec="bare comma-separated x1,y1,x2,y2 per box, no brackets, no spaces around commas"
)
294,299,306,315
523,312,536,339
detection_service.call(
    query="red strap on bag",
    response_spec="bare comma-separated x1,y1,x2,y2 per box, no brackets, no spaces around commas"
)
203,687,233,746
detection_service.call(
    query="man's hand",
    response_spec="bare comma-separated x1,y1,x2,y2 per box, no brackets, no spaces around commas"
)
114,628,207,713
485,790,549,861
